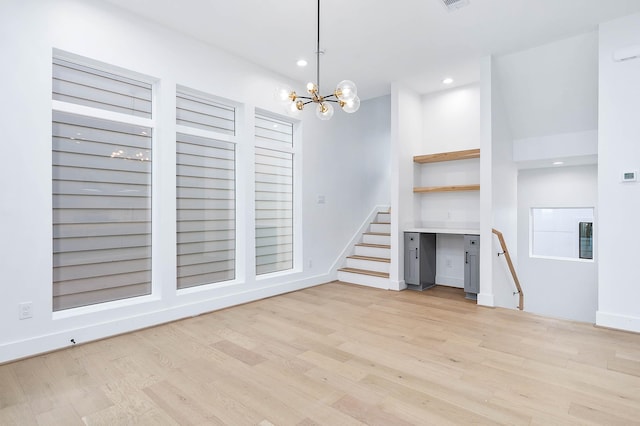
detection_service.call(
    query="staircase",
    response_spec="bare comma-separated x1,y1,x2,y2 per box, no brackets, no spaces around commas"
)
337,211,391,289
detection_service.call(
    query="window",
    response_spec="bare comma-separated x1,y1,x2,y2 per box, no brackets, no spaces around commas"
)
255,114,295,275
52,56,154,311
531,207,594,261
579,222,593,260
176,90,236,288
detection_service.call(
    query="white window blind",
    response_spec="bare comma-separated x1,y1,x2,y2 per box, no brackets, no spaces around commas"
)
52,56,153,311
53,58,152,118
255,114,294,275
177,90,236,289
53,112,152,311
176,92,235,135
255,114,293,146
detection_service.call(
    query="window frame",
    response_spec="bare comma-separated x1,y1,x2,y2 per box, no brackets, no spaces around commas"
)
175,85,240,291
529,206,595,262
51,50,158,314
254,109,302,277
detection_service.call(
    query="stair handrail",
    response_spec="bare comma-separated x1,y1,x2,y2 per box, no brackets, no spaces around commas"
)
492,228,524,311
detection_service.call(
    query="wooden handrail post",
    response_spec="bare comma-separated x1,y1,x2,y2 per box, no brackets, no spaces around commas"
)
492,228,524,311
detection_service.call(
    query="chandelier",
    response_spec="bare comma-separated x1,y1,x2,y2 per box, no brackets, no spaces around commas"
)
276,0,360,120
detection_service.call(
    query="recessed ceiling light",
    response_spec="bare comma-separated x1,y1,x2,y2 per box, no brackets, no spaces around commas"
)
296,59,308,67
442,77,454,85
553,161,564,166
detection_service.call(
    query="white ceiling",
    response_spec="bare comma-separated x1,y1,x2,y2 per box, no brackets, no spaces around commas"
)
101,0,640,99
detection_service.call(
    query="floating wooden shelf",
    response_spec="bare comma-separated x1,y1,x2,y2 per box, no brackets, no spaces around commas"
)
413,148,480,164
413,184,480,193
413,149,480,193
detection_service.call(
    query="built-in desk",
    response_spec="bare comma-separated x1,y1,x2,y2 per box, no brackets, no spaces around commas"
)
404,228,480,298
405,227,479,235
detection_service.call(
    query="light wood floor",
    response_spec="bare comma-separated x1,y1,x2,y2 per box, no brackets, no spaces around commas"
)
2,282,640,425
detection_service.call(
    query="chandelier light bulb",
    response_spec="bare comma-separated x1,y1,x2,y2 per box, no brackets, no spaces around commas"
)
306,82,318,94
275,86,295,103
316,102,334,120
341,95,360,113
288,100,302,117
335,80,357,102
274,0,358,120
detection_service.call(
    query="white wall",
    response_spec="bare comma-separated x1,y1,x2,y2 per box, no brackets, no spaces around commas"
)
421,84,481,152
517,166,598,323
490,61,520,310
0,0,390,362
597,13,640,332
390,84,423,289
304,95,391,274
491,31,600,312
478,57,495,307
495,31,598,141
415,85,481,287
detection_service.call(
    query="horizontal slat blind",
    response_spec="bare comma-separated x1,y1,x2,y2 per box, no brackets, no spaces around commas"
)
255,112,294,274
177,91,236,289
53,58,152,118
255,114,293,146
53,111,152,311
176,92,235,135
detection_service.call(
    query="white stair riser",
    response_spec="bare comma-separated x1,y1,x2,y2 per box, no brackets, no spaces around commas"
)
370,223,391,233
337,271,390,290
346,258,390,273
355,246,390,258
376,213,390,223
363,234,390,245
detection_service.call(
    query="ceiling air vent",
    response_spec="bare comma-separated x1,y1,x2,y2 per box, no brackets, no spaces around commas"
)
441,0,470,11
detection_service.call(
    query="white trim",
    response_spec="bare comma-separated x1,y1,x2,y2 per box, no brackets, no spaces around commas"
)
52,48,159,85
1,274,331,364
596,311,640,333
176,279,243,296
52,99,154,127
477,292,495,307
175,124,236,143
389,279,407,291
52,294,160,320
530,255,594,263
435,275,464,288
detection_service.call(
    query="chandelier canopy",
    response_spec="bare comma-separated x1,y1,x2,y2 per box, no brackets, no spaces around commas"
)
276,0,360,120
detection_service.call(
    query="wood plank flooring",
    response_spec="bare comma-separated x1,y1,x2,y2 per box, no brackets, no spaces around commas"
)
1,281,640,425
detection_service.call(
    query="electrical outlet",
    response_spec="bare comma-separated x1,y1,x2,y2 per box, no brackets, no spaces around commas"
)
19,302,33,320
446,258,453,268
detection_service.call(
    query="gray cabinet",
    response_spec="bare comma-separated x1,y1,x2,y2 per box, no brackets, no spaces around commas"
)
464,234,480,299
404,232,436,290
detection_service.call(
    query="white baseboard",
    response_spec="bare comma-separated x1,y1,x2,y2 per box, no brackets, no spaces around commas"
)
435,275,464,288
0,273,331,364
477,292,495,307
596,310,640,334
389,280,406,291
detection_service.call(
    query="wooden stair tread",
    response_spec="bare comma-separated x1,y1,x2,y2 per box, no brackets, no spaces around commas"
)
413,148,480,164
338,267,390,278
371,221,391,225
355,243,391,249
413,184,480,193
364,232,391,236
347,255,391,263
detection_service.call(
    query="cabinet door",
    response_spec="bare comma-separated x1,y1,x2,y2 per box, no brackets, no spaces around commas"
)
465,250,479,293
404,233,420,285
464,235,480,294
